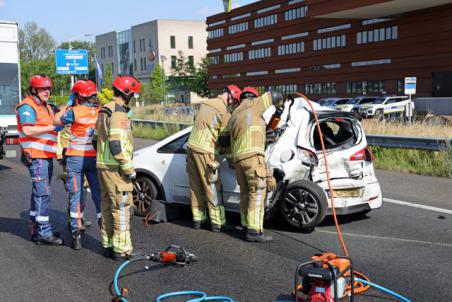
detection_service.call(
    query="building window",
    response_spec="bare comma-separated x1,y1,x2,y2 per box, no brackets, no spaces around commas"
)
209,48,222,54
140,58,143,71
224,52,243,63
317,24,351,34
356,26,398,44
188,56,194,68
248,47,271,60
246,70,268,76
285,6,308,21
208,28,224,39
171,56,177,69
144,57,147,70
346,80,385,94
288,0,305,4
272,84,298,94
281,32,308,40
208,20,226,27
209,56,220,65
111,63,114,74
275,68,301,74
277,42,305,56
229,22,248,34
188,36,193,49
313,34,346,51
223,73,241,78
351,59,391,67
133,40,136,53
226,44,246,50
362,18,392,26
251,39,274,46
231,13,251,21
134,59,137,71
257,4,280,14
254,14,278,28
305,82,337,95
170,36,176,49
142,38,146,52
139,39,142,52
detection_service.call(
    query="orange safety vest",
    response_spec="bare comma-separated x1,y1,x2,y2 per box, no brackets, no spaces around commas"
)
66,105,99,157
16,97,58,159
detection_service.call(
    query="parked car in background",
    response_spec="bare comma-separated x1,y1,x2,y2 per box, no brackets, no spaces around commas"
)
335,96,379,113
132,97,382,231
358,95,409,119
318,98,351,110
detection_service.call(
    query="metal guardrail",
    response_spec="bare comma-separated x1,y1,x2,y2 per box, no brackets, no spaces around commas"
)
132,119,451,151
366,135,450,151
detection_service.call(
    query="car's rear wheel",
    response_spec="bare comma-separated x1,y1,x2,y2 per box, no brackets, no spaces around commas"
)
132,175,158,217
279,180,328,230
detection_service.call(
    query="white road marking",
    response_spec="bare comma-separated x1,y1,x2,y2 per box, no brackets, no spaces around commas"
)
383,198,452,215
316,230,452,248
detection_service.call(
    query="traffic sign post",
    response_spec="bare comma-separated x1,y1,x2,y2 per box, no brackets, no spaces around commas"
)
404,77,416,124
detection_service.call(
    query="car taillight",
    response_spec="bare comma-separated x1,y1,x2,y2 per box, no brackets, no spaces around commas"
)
297,146,318,167
350,147,374,162
6,137,19,145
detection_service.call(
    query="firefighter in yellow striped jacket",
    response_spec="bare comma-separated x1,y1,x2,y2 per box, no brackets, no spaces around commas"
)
229,88,283,243
186,85,242,232
94,75,140,261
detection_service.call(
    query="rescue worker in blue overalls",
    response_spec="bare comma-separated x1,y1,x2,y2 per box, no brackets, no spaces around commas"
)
16,75,64,245
54,80,101,250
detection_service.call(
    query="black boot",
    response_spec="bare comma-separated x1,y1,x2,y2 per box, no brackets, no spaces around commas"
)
72,231,82,250
103,247,114,259
35,234,64,246
193,220,202,230
246,229,273,243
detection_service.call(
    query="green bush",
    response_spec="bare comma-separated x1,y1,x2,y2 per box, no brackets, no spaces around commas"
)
132,125,178,141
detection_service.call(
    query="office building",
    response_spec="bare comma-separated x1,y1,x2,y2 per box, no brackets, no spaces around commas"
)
206,0,452,98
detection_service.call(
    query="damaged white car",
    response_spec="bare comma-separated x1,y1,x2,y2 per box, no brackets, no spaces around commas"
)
132,96,382,230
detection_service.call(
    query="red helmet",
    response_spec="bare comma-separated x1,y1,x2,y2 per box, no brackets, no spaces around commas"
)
224,84,242,101
242,86,259,97
72,80,97,98
112,75,141,95
29,75,53,88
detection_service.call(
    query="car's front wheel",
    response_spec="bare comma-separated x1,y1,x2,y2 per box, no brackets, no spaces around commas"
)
279,180,328,230
132,175,158,217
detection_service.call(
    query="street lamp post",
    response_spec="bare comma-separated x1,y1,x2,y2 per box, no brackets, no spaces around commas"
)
68,34,92,89
160,55,167,104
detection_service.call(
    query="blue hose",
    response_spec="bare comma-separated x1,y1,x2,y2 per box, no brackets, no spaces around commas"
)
113,260,235,301
355,277,412,302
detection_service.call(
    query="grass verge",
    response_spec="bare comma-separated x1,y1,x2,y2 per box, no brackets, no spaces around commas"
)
132,125,179,141
370,146,452,178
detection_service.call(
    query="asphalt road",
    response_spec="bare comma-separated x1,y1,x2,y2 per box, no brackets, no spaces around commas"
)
0,140,451,301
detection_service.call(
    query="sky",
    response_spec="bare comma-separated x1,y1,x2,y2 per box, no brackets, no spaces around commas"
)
0,0,256,43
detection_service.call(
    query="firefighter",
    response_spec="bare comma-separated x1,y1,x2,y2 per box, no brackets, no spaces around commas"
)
229,87,283,242
94,75,140,260
15,75,64,245
186,85,242,232
54,80,101,250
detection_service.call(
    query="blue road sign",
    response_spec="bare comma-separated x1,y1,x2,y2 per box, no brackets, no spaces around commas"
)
55,49,89,75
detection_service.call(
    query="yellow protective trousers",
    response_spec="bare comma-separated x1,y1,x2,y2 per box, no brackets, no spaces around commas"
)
187,148,226,226
234,154,267,232
98,169,133,255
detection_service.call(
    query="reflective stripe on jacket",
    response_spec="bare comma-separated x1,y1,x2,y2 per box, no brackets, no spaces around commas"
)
16,97,57,158
187,97,231,155
95,97,134,174
67,105,99,157
229,92,273,163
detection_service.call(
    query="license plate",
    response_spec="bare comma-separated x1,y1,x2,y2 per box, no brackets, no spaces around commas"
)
5,150,16,158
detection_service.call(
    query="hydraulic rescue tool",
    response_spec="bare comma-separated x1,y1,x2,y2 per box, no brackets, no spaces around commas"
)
294,253,354,302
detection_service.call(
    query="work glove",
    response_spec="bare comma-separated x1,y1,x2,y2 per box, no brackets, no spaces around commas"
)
126,172,137,180
266,176,277,192
53,125,64,132
66,94,75,107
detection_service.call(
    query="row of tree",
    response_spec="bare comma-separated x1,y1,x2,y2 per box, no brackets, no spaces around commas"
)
19,22,210,104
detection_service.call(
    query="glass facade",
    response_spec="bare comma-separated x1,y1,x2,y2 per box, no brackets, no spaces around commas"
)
116,30,132,75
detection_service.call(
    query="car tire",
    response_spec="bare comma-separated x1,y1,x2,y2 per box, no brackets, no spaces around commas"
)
279,180,328,230
375,109,384,121
132,175,158,217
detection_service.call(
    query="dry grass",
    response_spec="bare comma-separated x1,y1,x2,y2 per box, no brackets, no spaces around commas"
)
132,104,194,124
362,119,452,138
